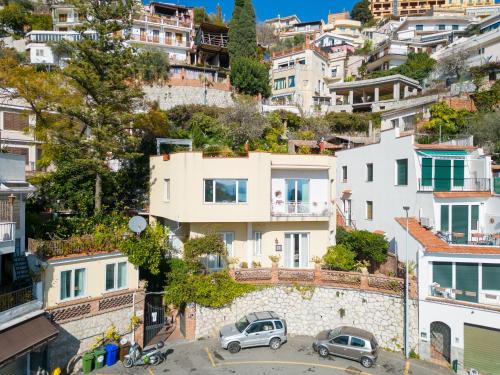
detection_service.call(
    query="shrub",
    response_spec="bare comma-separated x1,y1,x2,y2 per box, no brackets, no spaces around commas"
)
230,57,271,97
336,227,389,266
323,244,357,271
183,233,227,267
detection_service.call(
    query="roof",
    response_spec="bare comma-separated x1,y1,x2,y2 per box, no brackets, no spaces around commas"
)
328,74,421,90
395,217,500,255
246,311,280,322
339,326,375,339
433,192,491,198
289,140,341,150
264,14,300,23
0,315,58,364
327,134,376,144
414,144,477,151
199,22,229,33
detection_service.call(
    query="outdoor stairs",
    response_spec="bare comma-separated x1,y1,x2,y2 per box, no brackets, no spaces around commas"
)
13,255,32,286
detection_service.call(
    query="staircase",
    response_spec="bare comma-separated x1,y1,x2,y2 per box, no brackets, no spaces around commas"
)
13,255,32,286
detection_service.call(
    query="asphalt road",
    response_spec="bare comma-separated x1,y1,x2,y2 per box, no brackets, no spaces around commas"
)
93,336,454,375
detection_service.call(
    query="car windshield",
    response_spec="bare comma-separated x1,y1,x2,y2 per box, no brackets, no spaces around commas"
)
328,328,341,339
235,316,250,332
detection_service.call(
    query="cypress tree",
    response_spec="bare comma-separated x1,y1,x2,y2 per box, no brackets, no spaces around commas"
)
228,0,256,60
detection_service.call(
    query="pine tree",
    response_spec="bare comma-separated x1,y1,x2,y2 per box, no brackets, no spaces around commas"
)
351,0,374,25
228,0,256,60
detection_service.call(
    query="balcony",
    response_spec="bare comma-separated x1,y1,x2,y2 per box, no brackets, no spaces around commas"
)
271,202,331,218
0,285,36,313
436,231,500,246
133,14,192,29
417,178,491,192
429,284,500,310
0,222,15,254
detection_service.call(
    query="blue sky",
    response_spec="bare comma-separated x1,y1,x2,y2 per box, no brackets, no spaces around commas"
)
150,0,356,22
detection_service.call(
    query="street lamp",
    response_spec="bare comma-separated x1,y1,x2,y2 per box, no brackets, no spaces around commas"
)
403,206,410,359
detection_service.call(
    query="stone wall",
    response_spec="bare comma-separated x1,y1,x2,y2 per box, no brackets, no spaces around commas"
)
143,84,235,110
195,286,419,352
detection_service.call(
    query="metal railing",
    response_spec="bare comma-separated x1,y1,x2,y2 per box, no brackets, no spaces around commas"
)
0,285,35,313
199,32,228,48
417,178,491,192
0,222,15,242
271,202,331,217
429,285,500,307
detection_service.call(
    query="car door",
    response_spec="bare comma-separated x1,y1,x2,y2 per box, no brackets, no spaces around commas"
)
327,335,350,357
346,336,367,360
244,322,265,347
259,321,276,345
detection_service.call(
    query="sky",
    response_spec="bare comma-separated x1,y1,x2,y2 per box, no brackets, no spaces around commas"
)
150,0,357,22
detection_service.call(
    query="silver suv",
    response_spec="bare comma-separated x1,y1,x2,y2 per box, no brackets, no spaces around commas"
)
312,326,378,368
219,311,287,353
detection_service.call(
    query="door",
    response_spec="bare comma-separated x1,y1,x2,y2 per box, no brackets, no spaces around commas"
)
455,263,478,303
343,199,352,226
430,321,451,363
464,324,500,375
140,28,146,41
451,205,469,244
327,335,350,357
284,233,309,268
286,179,309,213
435,159,451,191
244,322,268,347
347,336,367,360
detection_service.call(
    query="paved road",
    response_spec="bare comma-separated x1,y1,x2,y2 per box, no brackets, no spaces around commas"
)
93,336,454,375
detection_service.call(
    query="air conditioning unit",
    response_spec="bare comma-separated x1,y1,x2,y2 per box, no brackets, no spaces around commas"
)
420,217,433,229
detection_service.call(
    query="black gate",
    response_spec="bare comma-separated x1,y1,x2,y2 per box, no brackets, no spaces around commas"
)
144,295,167,347
430,321,451,363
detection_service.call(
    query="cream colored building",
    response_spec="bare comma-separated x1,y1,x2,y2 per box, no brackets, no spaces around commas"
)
371,0,495,18
149,152,336,269
323,19,362,38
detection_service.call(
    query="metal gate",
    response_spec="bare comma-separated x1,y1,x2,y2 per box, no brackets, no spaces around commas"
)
179,307,186,338
430,321,451,363
144,295,167,347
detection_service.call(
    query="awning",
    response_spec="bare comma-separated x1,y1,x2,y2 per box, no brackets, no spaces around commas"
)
0,315,58,364
417,150,468,156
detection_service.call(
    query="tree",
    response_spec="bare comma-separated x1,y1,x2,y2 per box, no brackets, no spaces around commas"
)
351,0,373,25
219,98,266,145
472,80,500,112
183,233,227,269
336,227,389,265
228,0,257,60
256,22,278,47
422,102,472,137
396,52,435,84
435,48,473,82
323,244,357,271
469,111,500,162
136,49,170,83
230,57,271,97
0,2,29,36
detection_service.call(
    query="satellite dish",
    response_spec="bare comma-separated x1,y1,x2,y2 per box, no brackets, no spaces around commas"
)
128,216,147,234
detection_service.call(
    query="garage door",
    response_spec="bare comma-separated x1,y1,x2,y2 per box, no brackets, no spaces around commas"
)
464,324,500,375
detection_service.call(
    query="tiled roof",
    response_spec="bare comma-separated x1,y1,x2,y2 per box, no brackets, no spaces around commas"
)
414,144,477,150
395,217,500,255
433,192,492,198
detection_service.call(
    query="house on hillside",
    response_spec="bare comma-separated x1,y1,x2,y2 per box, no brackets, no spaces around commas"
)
149,152,336,270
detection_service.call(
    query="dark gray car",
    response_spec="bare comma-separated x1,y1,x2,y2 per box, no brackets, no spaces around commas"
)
219,311,287,353
312,326,378,368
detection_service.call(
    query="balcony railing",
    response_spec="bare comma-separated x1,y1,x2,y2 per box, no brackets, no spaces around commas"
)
0,222,15,242
0,285,35,313
199,32,228,48
417,178,491,192
429,285,500,308
133,14,192,29
437,231,500,246
271,202,331,217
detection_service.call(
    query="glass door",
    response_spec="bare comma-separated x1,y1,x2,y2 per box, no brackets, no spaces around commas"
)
286,179,309,214
451,205,468,244
284,233,309,268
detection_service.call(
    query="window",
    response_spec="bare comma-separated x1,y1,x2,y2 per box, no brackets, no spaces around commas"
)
471,205,479,231
342,166,347,182
298,59,306,65
288,75,296,88
366,163,373,182
366,201,373,220
254,231,262,256
478,47,485,55
441,205,449,232
332,336,349,345
416,25,423,31
452,25,459,31
274,78,286,90
331,67,338,77
274,320,283,329
35,49,44,57
3,112,29,131
60,268,86,300
105,262,127,291
220,232,234,257
163,179,170,201
350,337,365,347
482,264,500,291
204,179,247,203
396,159,408,185
433,262,452,288
438,24,445,30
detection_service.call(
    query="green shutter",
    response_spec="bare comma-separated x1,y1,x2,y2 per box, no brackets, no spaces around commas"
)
464,324,500,375
433,262,452,288
482,264,500,291
435,159,451,191
471,205,479,231
453,159,464,187
397,159,408,185
422,158,433,186
452,205,469,244
440,205,449,232
456,263,478,303
494,177,500,194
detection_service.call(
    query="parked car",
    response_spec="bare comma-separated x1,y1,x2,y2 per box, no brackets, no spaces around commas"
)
312,326,378,368
219,311,287,353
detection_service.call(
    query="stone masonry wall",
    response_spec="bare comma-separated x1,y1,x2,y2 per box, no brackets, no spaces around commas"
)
143,84,235,110
195,286,419,352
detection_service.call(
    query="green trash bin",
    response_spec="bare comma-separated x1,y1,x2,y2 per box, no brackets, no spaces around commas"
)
94,348,106,369
82,352,94,374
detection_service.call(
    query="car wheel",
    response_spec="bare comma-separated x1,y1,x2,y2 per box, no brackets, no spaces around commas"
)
269,337,281,350
360,356,373,368
228,342,241,354
318,346,329,358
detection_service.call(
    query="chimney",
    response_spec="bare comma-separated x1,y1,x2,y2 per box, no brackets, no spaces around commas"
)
319,137,325,154
244,141,249,155
305,34,310,49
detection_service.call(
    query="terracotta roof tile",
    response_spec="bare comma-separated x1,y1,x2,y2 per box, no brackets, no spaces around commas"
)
414,144,477,150
395,217,500,255
433,192,491,198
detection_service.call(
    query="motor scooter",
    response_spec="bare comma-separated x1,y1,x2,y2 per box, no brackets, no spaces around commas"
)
123,341,165,368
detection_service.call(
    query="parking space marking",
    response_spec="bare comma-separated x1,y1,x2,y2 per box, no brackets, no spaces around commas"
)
219,360,373,374
404,360,410,375
204,346,216,368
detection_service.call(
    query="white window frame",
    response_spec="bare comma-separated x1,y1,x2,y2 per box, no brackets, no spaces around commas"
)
219,232,234,257
163,178,170,202
105,261,128,292
59,267,87,301
36,49,45,57
366,201,373,220
204,179,248,204
254,232,262,256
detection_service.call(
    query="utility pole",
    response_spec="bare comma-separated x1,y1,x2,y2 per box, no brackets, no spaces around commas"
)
403,206,410,359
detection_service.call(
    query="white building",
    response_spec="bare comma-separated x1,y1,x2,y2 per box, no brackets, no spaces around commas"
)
395,16,474,41
264,15,301,34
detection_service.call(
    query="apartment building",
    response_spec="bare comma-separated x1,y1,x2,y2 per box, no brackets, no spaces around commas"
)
371,0,494,18
323,18,362,39
279,20,324,40
0,154,52,375
51,3,81,31
263,15,301,34
395,15,473,41
149,152,336,270
365,40,409,73
0,95,41,173
336,124,497,265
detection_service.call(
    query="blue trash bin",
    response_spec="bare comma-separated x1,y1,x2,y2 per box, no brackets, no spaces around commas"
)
104,343,119,366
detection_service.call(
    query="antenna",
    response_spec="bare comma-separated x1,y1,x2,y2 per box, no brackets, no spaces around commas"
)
128,215,147,235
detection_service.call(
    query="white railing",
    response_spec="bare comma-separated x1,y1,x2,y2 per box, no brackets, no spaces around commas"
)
0,222,15,242
429,285,500,308
271,202,331,217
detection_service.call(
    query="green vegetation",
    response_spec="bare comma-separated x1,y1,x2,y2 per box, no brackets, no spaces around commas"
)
135,49,170,83
367,52,436,84
473,80,500,112
271,34,306,52
323,244,357,271
335,227,389,266
350,0,374,25
420,102,473,142
230,57,271,97
183,233,227,269
228,0,257,60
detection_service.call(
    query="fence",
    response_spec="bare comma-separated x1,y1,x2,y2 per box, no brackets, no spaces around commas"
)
28,235,122,259
230,263,413,297
0,285,35,313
